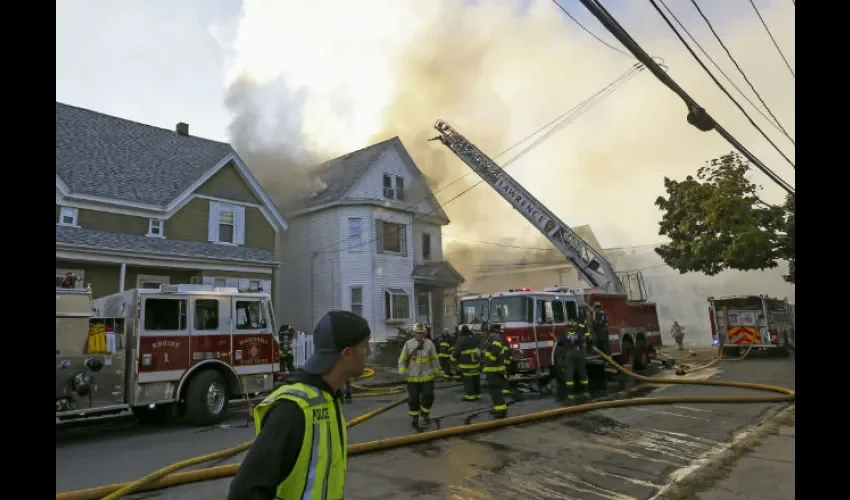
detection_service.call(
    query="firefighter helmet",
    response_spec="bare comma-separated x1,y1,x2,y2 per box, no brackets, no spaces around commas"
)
412,322,427,334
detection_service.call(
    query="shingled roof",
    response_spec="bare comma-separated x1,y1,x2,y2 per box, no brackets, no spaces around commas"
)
291,137,449,221
56,102,234,207
56,226,280,265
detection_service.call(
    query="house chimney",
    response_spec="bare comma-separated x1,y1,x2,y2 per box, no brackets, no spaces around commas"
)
176,122,189,136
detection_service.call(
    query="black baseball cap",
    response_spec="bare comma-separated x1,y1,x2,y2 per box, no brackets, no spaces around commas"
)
302,311,371,375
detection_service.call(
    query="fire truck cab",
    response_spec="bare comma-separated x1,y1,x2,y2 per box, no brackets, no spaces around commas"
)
56,284,278,426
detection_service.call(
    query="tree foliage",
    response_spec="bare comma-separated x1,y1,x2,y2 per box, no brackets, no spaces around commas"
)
654,152,794,283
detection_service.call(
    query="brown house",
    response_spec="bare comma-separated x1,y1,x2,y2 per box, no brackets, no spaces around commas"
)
55,102,288,298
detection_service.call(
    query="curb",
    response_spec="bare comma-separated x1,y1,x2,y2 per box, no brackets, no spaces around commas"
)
649,403,795,500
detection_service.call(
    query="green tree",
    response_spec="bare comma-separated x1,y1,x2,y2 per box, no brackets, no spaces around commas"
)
654,152,794,283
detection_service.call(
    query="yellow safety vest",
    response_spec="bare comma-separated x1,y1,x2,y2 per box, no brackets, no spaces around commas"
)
253,382,347,500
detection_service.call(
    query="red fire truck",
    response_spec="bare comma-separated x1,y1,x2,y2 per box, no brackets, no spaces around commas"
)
458,286,663,380
433,120,666,382
56,284,279,426
708,294,795,357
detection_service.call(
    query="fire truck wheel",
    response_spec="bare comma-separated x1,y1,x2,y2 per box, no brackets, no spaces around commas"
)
185,370,230,426
633,338,649,370
620,338,634,367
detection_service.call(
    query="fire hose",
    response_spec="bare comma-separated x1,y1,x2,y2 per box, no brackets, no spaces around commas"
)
57,349,794,500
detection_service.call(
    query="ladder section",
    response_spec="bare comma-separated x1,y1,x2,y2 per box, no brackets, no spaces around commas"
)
432,120,624,294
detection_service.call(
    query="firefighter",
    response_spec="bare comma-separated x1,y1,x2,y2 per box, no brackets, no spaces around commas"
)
559,319,590,400
436,328,454,380
670,321,685,350
398,322,442,428
483,323,509,418
577,312,592,347
451,327,463,381
592,302,610,354
278,325,296,373
500,329,512,396
451,325,482,401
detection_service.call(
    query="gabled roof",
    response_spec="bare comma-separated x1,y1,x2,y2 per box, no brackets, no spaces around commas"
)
56,102,234,207
291,137,449,222
55,102,288,231
56,226,280,265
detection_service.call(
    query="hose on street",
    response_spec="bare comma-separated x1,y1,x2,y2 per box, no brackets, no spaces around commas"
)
57,351,794,500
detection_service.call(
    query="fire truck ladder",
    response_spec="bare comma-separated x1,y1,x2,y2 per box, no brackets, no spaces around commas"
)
431,119,626,295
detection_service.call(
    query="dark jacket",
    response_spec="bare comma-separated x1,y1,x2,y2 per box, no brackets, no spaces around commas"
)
227,370,343,500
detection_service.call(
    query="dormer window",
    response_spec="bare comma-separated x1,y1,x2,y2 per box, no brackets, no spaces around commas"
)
383,174,405,201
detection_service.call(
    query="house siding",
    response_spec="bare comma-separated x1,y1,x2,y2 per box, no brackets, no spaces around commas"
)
195,163,262,205
166,197,275,252
75,208,150,236
338,206,375,327
277,208,341,332
413,221,443,265
371,206,415,340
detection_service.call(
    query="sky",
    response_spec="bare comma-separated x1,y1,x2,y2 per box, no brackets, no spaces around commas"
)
56,0,795,254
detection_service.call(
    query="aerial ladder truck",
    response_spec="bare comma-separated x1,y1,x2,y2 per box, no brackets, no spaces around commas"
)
431,120,666,384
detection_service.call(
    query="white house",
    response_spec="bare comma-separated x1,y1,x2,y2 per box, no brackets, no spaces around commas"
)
276,137,465,341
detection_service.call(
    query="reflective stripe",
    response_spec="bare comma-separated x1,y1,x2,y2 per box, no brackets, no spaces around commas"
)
406,375,436,382
493,404,507,411
279,389,325,407
483,366,505,373
300,423,321,500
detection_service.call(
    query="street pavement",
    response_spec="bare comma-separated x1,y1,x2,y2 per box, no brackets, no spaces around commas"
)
55,357,795,499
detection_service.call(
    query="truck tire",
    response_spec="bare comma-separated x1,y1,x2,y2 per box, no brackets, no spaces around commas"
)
633,338,649,370
184,370,230,426
620,338,634,367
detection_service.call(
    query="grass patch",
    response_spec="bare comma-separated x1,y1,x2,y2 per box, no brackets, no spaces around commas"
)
660,407,794,500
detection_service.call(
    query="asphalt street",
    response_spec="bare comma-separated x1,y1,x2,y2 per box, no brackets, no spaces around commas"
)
55,357,795,499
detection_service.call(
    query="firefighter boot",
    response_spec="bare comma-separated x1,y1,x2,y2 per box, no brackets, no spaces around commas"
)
421,413,431,426
565,381,578,403
579,379,590,399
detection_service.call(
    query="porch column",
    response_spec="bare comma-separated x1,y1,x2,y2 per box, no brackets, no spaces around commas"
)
118,263,126,292
427,291,433,328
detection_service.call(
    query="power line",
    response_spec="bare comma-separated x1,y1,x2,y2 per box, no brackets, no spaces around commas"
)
574,0,794,195
648,1,796,169
289,65,645,261
688,0,795,163
656,0,794,146
551,0,635,59
747,0,795,78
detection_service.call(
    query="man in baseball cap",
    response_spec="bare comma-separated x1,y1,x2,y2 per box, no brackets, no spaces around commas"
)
228,311,371,500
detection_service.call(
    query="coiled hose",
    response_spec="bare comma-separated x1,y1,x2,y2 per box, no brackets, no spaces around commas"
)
57,350,794,500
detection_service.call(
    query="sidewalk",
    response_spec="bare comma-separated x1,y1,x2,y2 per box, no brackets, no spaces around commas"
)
690,412,795,500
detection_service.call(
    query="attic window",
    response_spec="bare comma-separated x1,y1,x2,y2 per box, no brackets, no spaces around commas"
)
147,219,164,238
382,174,405,201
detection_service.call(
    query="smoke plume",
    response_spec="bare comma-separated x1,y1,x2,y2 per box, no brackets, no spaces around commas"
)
223,0,795,275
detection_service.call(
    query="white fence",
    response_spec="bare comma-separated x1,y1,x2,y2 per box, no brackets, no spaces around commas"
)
292,332,315,368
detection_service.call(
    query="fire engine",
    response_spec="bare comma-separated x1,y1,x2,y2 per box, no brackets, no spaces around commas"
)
432,120,665,382
56,284,278,426
708,294,795,357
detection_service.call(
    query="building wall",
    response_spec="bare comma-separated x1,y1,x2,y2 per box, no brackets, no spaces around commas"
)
370,206,415,341
195,163,262,205
277,208,341,333
412,221,443,265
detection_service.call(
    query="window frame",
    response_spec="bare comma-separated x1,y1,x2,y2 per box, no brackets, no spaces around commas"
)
147,218,165,238
208,201,245,246
384,288,411,322
137,274,170,290
395,176,405,201
382,174,394,199
193,298,221,332
350,286,364,317
142,297,188,332
58,206,79,227
235,299,267,330
421,232,432,261
375,220,407,256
